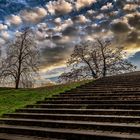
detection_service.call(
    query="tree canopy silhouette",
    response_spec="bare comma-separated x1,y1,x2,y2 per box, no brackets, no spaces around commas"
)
0,28,40,89
59,38,136,83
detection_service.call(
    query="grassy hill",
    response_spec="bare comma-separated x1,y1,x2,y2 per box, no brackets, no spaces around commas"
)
0,81,90,116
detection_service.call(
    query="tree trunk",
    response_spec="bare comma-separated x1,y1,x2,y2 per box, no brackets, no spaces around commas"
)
15,79,19,89
91,70,97,79
103,63,107,77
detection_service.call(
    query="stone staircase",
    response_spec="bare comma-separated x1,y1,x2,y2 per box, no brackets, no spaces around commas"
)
0,74,140,139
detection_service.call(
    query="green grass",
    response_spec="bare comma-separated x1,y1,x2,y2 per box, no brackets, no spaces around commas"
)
0,80,91,116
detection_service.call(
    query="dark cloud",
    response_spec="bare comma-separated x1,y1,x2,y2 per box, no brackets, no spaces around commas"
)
110,20,130,33
62,26,79,36
52,35,62,41
127,13,140,29
85,24,101,34
40,46,72,67
126,31,140,43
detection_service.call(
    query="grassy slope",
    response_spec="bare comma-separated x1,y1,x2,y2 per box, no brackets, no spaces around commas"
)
0,81,90,116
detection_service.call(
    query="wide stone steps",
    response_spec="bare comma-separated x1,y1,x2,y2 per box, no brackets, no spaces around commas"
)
56,92,140,97
46,96,140,100
2,114,140,123
26,104,140,110
0,119,140,134
76,89,140,92
37,100,140,104
0,125,140,140
63,90,140,94
81,84,140,88
0,133,54,140
15,108,140,116
1,73,140,139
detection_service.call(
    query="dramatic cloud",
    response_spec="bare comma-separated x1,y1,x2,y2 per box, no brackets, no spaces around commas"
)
75,0,97,10
0,31,10,40
127,12,140,29
123,4,139,12
126,30,140,43
6,15,22,26
40,45,72,68
20,7,47,23
0,24,8,30
62,26,80,36
110,19,131,33
72,15,90,24
46,0,73,15
0,0,140,81
101,2,113,10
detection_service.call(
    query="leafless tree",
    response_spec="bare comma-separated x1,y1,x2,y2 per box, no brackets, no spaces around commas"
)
95,39,136,77
0,28,39,89
59,38,136,83
58,66,92,83
67,41,99,79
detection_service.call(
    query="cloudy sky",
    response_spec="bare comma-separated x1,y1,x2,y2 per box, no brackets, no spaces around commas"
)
0,0,140,83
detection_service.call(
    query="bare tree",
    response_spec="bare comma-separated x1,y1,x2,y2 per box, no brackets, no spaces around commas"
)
59,38,136,83
67,41,99,79
95,39,136,77
0,28,39,89
58,66,92,83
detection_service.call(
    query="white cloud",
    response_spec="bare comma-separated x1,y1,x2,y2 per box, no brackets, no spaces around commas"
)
20,7,47,23
54,18,73,32
54,18,62,26
123,4,138,11
1,31,10,40
101,2,113,10
75,0,96,10
6,15,22,26
0,24,8,30
72,15,90,24
96,13,104,19
46,0,73,15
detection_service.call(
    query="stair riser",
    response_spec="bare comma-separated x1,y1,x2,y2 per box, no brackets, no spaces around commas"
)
16,110,140,116
66,90,140,93
37,100,140,104
81,85,140,88
46,97,140,101
55,93,140,97
26,104,140,110
0,127,136,140
74,87,140,91
0,120,140,134
63,91,140,95
2,115,140,124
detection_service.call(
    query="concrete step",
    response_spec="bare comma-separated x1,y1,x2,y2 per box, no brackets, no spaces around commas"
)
56,92,140,97
46,96,140,101
60,90,140,94
0,125,140,140
26,104,140,110
0,133,58,140
64,90,140,94
2,113,140,123
15,108,140,116
0,119,140,134
75,86,140,91
37,100,140,104
81,85,140,88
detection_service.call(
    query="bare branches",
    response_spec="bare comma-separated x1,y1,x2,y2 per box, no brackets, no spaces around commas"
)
0,28,40,89
59,38,136,83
